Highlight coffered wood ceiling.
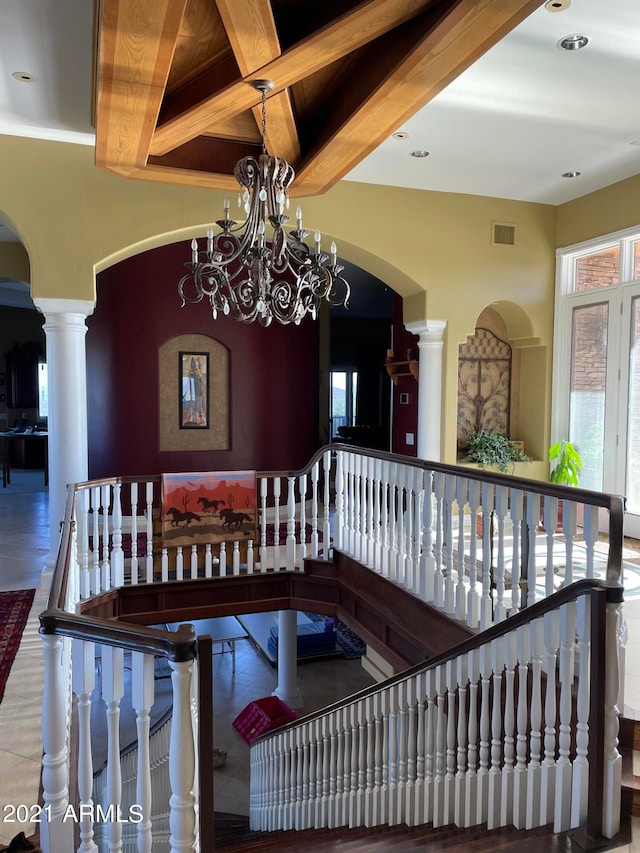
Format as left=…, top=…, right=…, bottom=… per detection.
left=95, top=0, right=542, bottom=197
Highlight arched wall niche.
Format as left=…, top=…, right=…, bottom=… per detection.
left=457, top=301, right=547, bottom=462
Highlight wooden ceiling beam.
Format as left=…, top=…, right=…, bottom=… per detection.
left=293, top=0, right=544, bottom=195
left=96, top=0, right=188, bottom=170
left=214, top=0, right=300, bottom=166
left=150, top=0, right=435, bottom=157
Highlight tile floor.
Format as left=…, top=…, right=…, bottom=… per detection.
left=1, top=469, right=640, bottom=848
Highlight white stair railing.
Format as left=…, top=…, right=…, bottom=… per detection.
left=249, top=580, right=621, bottom=842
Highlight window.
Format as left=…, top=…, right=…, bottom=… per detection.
left=38, top=362, right=48, bottom=419
left=330, top=370, right=358, bottom=438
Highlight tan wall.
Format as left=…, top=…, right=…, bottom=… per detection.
left=556, top=173, right=640, bottom=248
left=0, top=135, right=558, bottom=466
left=0, top=242, right=30, bottom=282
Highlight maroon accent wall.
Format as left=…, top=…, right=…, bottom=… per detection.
left=391, top=295, right=419, bottom=457
left=87, top=242, right=319, bottom=478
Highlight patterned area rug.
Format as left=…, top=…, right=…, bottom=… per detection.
left=0, top=588, right=35, bottom=704
left=304, top=613, right=366, bottom=659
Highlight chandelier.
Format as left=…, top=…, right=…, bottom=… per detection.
left=178, top=79, right=350, bottom=326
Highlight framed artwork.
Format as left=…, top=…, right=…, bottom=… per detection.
left=180, top=351, right=209, bottom=429
left=161, top=470, right=257, bottom=548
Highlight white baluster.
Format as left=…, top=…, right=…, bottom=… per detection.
left=41, top=633, right=74, bottom=852
left=344, top=452, right=354, bottom=557
left=112, top=482, right=124, bottom=587
left=380, top=460, right=390, bottom=578
left=311, top=461, right=320, bottom=557
left=403, top=466, right=415, bottom=591
left=432, top=471, right=445, bottom=607
left=78, top=488, right=91, bottom=600
left=145, top=481, right=154, bottom=584
left=487, top=637, right=503, bottom=829
left=340, top=705, right=351, bottom=827
left=373, top=458, right=383, bottom=573
left=500, top=631, right=516, bottom=827
left=321, top=716, right=330, bottom=828
left=494, top=486, right=509, bottom=622
left=443, top=660, right=456, bottom=825
left=219, top=541, right=227, bottom=576
left=91, top=486, right=101, bottom=594
left=513, top=624, right=530, bottom=829
left=102, top=645, right=124, bottom=853
left=130, top=482, right=139, bottom=586
left=395, top=681, right=408, bottom=825
left=133, top=651, right=154, bottom=853
left=387, top=462, right=398, bottom=583
left=364, top=695, right=375, bottom=826
left=327, top=715, right=338, bottom=828
left=455, top=477, right=468, bottom=622
left=322, top=450, right=331, bottom=559
left=543, top=496, right=559, bottom=596
left=365, top=457, right=375, bottom=568
left=405, top=677, right=418, bottom=826
left=353, top=454, right=363, bottom=562
left=191, top=544, right=198, bottom=578
left=582, top=504, right=598, bottom=579
left=421, top=469, right=435, bottom=601
left=602, top=594, right=622, bottom=838
left=526, top=617, right=544, bottom=829
left=168, top=657, right=196, bottom=852
left=432, top=665, right=447, bottom=827
left=247, top=539, right=254, bottom=573
left=571, top=594, right=590, bottom=829
left=101, top=484, right=111, bottom=590
left=480, top=482, right=495, bottom=630
left=412, top=672, right=425, bottom=826
left=313, top=717, right=324, bottom=827
left=334, top=708, right=346, bottom=828
left=299, top=473, right=308, bottom=564
left=424, top=671, right=435, bottom=824
left=176, top=546, right=183, bottom=581
left=300, top=724, right=310, bottom=830
left=554, top=601, right=576, bottom=832
left=161, top=548, right=168, bottom=582
left=371, top=692, right=384, bottom=827
left=260, top=477, right=268, bottom=570
left=273, top=477, right=281, bottom=570
left=561, top=499, right=578, bottom=586
left=387, top=685, right=399, bottom=825
left=286, top=476, right=296, bottom=571
left=454, top=655, right=468, bottom=827
left=466, top=480, right=481, bottom=627
left=232, top=540, right=240, bottom=574
left=443, top=474, right=456, bottom=614
left=294, top=726, right=305, bottom=829
left=509, top=488, right=523, bottom=615
left=465, top=648, right=480, bottom=827
left=72, top=639, right=97, bottom=853
left=540, top=609, right=560, bottom=825
left=525, top=492, right=541, bottom=606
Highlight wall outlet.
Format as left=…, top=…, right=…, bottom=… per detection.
left=399, top=392, right=409, bottom=405
left=405, top=432, right=414, bottom=446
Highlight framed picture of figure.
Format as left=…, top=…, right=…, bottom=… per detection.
left=179, top=351, right=210, bottom=429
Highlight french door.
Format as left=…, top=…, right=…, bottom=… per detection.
left=562, top=282, right=640, bottom=537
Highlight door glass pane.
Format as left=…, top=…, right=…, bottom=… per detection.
left=574, top=247, right=620, bottom=292
left=627, top=296, right=640, bottom=513
left=569, top=303, right=608, bottom=490
left=634, top=242, right=640, bottom=281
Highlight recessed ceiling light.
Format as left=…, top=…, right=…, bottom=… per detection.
left=545, top=0, right=571, bottom=11
left=392, top=131, right=410, bottom=140
left=411, top=150, right=430, bottom=158
left=562, top=171, right=582, bottom=178
left=558, top=33, right=590, bottom=51
left=11, top=71, right=34, bottom=82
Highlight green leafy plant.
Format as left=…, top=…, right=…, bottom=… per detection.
left=464, top=430, right=530, bottom=473
left=548, top=440, right=582, bottom=486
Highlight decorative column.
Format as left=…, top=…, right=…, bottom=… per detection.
left=273, top=609, right=303, bottom=709
left=33, top=298, right=94, bottom=561
left=405, top=320, right=446, bottom=462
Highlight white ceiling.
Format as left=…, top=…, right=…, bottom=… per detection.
left=0, top=0, right=639, bottom=277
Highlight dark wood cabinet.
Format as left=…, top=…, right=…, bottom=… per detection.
left=5, top=344, right=40, bottom=409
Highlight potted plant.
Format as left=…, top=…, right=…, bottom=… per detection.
left=546, top=440, right=582, bottom=531
left=548, top=439, right=582, bottom=486
left=464, top=430, right=530, bottom=474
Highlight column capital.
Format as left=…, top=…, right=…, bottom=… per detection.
left=405, top=319, right=447, bottom=343
left=33, top=297, right=95, bottom=322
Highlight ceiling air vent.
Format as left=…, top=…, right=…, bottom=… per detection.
left=492, top=221, right=516, bottom=246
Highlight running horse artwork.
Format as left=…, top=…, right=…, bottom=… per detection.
left=161, top=470, right=256, bottom=548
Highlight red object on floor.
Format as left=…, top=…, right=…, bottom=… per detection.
left=232, top=696, right=297, bottom=744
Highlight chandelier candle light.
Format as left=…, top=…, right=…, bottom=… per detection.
left=178, top=79, right=350, bottom=326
